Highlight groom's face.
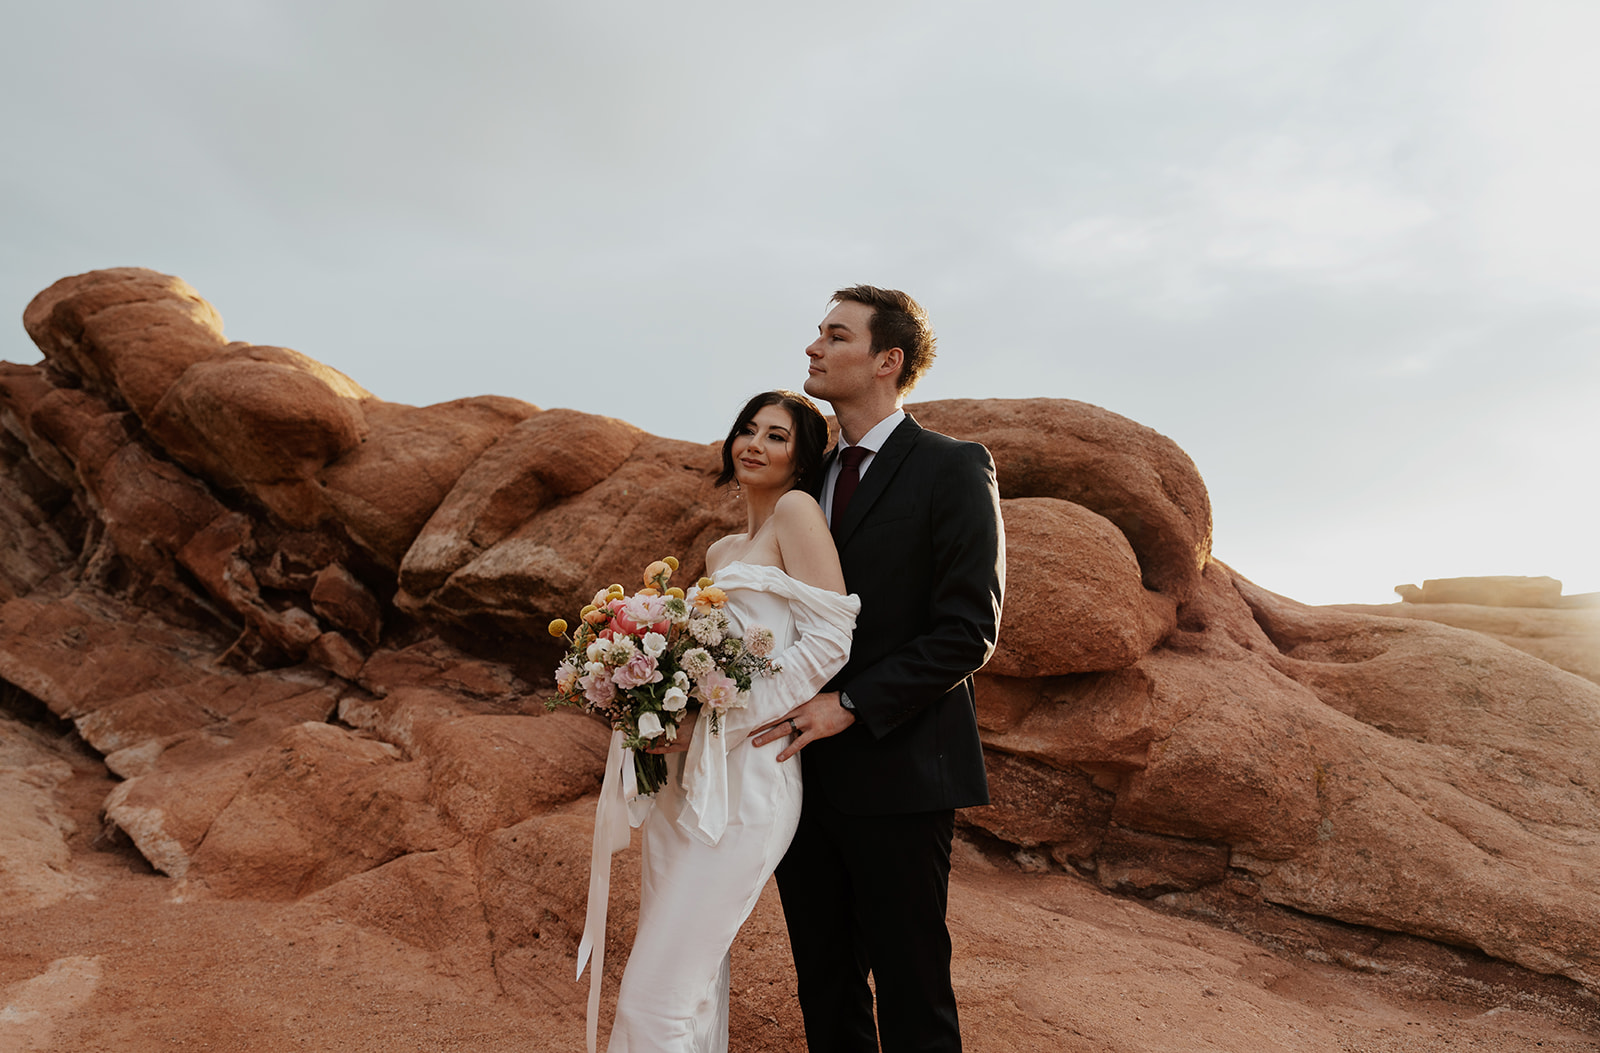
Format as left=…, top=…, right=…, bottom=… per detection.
left=804, top=300, right=880, bottom=403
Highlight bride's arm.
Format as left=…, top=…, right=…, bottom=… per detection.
left=649, top=509, right=842, bottom=755
left=771, top=491, right=845, bottom=594
left=725, top=492, right=852, bottom=745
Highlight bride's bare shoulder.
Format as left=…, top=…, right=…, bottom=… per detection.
left=772, top=490, right=845, bottom=593
left=704, top=533, right=743, bottom=575
left=773, top=489, right=825, bottom=524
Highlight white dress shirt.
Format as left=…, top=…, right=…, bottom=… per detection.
left=821, top=408, right=906, bottom=526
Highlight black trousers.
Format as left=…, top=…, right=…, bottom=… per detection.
left=774, top=795, right=960, bottom=1053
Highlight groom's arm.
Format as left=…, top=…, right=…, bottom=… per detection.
left=841, top=440, right=1005, bottom=738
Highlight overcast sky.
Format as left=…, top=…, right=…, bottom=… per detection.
left=3, top=0, right=1596, bottom=604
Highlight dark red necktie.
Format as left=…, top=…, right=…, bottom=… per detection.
left=831, top=445, right=871, bottom=535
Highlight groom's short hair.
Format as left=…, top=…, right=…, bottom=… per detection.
left=832, top=285, right=937, bottom=394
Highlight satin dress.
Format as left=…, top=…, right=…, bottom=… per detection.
left=579, top=562, right=859, bottom=1053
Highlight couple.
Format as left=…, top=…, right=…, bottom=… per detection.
left=585, top=285, right=1006, bottom=1053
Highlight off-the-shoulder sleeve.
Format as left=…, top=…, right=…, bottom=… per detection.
left=678, top=563, right=860, bottom=846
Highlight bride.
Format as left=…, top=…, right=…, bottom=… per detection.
left=578, top=389, right=860, bottom=1053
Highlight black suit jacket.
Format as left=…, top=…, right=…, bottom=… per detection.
left=805, top=414, right=1005, bottom=814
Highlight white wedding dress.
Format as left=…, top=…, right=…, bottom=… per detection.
left=577, top=562, right=860, bottom=1053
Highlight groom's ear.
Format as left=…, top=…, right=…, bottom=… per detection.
left=874, top=347, right=905, bottom=380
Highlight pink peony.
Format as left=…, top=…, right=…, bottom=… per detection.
left=581, top=671, right=617, bottom=705
left=612, top=651, right=663, bottom=690
left=693, top=669, right=739, bottom=711
left=615, top=594, right=670, bottom=636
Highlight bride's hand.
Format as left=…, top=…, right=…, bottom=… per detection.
left=645, top=709, right=697, bottom=753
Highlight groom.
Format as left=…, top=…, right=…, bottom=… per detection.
left=753, top=285, right=1005, bottom=1051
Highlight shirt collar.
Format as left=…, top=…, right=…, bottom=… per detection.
left=839, top=408, right=905, bottom=455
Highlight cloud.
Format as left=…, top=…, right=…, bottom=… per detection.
left=2, top=0, right=1595, bottom=601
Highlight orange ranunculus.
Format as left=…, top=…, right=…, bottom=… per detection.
left=694, top=586, right=727, bottom=608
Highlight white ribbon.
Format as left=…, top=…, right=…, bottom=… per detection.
left=577, top=730, right=646, bottom=1053
left=680, top=707, right=731, bottom=847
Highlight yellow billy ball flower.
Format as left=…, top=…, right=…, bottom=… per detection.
left=548, top=619, right=568, bottom=637
left=580, top=604, right=597, bottom=617
left=697, top=577, right=714, bottom=589
left=663, top=556, right=680, bottom=571
left=666, top=587, right=685, bottom=600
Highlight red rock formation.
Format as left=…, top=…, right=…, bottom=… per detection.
left=1396, top=574, right=1565, bottom=608
left=3, top=268, right=1599, bottom=1028
left=1339, top=598, right=1600, bottom=687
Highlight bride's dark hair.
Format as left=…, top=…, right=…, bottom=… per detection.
left=717, top=390, right=829, bottom=491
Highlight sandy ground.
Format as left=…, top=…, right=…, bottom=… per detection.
left=3, top=729, right=1598, bottom=1053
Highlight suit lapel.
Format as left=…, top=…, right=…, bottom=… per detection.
left=833, top=415, right=921, bottom=547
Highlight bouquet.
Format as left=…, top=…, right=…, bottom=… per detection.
left=546, top=556, right=779, bottom=795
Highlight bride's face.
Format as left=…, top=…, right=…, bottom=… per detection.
left=731, top=404, right=798, bottom=492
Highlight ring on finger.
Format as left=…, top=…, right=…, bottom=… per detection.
left=788, top=718, right=799, bottom=735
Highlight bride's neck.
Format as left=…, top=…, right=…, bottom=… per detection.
left=742, top=485, right=785, bottom=536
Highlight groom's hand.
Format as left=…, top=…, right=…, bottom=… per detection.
left=752, top=692, right=856, bottom=762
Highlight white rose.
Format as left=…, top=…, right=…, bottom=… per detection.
left=586, top=640, right=607, bottom=662
left=662, top=686, right=688, bottom=712
left=637, top=711, right=664, bottom=739
left=642, top=631, right=668, bottom=658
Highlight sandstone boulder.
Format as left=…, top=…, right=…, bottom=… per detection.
left=22, top=268, right=227, bottom=421
left=317, top=395, right=539, bottom=568
left=189, top=721, right=457, bottom=899
left=911, top=398, right=1212, bottom=603
left=970, top=560, right=1600, bottom=990
left=398, top=408, right=645, bottom=601
left=399, top=432, right=741, bottom=640
left=0, top=713, right=84, bottom=914
left=303, top=842, right=498, bottom=987
left=988, top=497, right=1176, bottom=676
left=0, top=592, right=220, bottom=720
left=6, top=266, right=1600, bottom=1011
left=414, top=712, right=609, bottom=836
left=1235, top=575, right=1600, bottom=986
left=145, top=344, right=371, bottom=525
left=1398, top=575, right=1565, bottom=608
left=1340, top=600, right=1600, bottom=687
left=474, top=810, right=642, bottom=1006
